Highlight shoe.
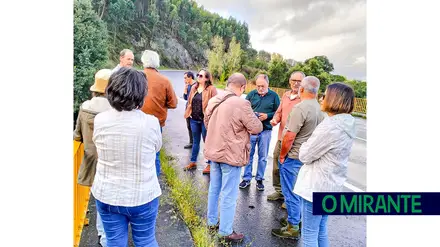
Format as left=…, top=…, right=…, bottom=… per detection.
left=202, top=164, right=210, bottom=174
left=256, top=180, right=265, bottom=191
left=281, top=202, right=286, bottom=209
left=183, top=162, right=197, bottom=171
left=271, top=223, right=300, bottom=239
left=267, top=191, right=284, bottom=201
left=239, top=180, right=251, bottom=189
left=208, top=222, right=219, bottom=232
left=220, top=231, right=244, bottom=242
left=184, top=143, right=193, bottom=149
left=280, top=218, right=302, bottom=230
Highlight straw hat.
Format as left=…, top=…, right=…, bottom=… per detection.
left=90, top=69, right=112, bottom=93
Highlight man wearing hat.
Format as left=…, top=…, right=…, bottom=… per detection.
left=74, top=69, right=112, bottom=247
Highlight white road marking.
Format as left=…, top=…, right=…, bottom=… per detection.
left=344, top=182, right=365, bottom=192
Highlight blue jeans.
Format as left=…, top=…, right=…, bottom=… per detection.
left=96, top=212, right=107, bottom=246
left=207, top=161, right=241, bottom=236
left=155, top=127, right=163, bottom=177
left=301, top=199, right=330, bottom=247
left=279, top=157, right=302, bottom=225
left=190, top=119, right=207, bottom=163
left=242, top=130, right=272, bottom=181
left=96, top=198, right=160, bottom=247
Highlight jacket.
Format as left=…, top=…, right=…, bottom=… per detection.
left=73, top=97, right=112, bottom=186
left=203, top=90, right=263, bottom=166
left=293, top=113, right=356, bottom=202
left=184, top=83, right=218, bottom=119
left=141, top=68, right=178, bottom=127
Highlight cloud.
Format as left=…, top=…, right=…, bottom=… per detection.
left=194, top=0, right=366, bottom=80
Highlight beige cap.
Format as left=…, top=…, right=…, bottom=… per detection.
left=90, top=69, right=112, bottom=93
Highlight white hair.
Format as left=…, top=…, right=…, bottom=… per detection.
left=300, top=76, right=320, bottom=94
left=141, top=50, right=160, bottom=69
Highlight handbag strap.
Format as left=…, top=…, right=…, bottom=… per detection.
left=211, top=93, right=236, bottom=114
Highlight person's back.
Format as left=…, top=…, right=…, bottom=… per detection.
left=140, top=51, right=177, bottom=127
left=92, top=109, right=162, bottom=206
left=204, top=91, right=263, bottom=166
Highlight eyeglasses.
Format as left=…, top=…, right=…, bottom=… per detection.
left=183, top=77, right=188, bottom=79
left=197, top=74, right=208, bottom=79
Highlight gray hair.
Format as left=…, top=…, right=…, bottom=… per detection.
left=255, top=74, right=269, bottom=85
left=141, top=50, right=160, bottom=69
left=120, top=49, right=133, bottom=57
left=290, top=71, right=305, bottom=78
left=300, top=76, right=320, bottom=94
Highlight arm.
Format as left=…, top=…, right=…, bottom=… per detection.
left=203, top=98, right=215, bottom=130
left=298, top=122, right=333, bottom=164
left=154, top=118, right=163, bottom=153
left=267, top=93, right=281, bottom=120
left=73, top=110, right=82, bottom=142
left=166, top=80, right=178, bottom=109
left=272, top=100, right=283, bottom=124
left=279, top=107, right=304, bottom=162
left=242, top=101, right=263, bottom=134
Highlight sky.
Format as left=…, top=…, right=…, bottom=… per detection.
left=194, top=0, right=366, bottom=80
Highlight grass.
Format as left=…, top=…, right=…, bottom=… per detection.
left=213, top=80, right=226, bottom=89
left=160, top=149, right=215, bottom=247
left=352, top=112, right=367, bottom=119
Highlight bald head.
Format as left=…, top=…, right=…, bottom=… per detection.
left=227, top=73, right=247, bottom=87
left=226, top=73, right=247, bottom=96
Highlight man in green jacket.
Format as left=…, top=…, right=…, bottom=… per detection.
left=239, top=74, right=280, bottom=191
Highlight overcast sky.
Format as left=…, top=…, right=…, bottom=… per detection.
left=195, top=0, right=366, bottom=80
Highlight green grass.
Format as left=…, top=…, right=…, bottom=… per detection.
left=213, top=80, right=226, bottom=89
left=351, top=112, right=367, bottom=119
left=160, top=150, right=215, bottom=247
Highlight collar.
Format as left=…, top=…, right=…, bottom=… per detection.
left=145, top=67, right=159, bottom=72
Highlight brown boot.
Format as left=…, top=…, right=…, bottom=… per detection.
left=221, top=231, right=244, bottom=242
left=202, top=164, right=210, bottom=174
left=183, top=162, right=197, bottom=171
left=271, top=223, right=300, bottom=239
left=281, top=202, right=286, bottom=209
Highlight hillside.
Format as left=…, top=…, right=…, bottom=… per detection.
left=91, top=0, right=251, bottom=69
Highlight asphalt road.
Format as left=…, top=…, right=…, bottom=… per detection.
left=160, top=70, right=367, bottom=247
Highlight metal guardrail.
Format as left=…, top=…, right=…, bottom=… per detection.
left=74, top=141, right=90, bottom=247
left=245, top=83, right=367, bottom=114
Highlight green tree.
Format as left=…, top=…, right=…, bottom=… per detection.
left=268, top=54, right=289, bottom=87
left=74, top=0, right=109, bottom=114
left=207, top=36, right=225, bottom=79
left=223, top=37, right=243, bottom=81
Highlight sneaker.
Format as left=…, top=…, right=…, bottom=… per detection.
left=280, top=217, right=302, bottom=230
left=271, top=223, right=300, bottom=239
left=202, top=164, right=210, bottom=174
left=184, top=143, right=193, bottom=149
left=256, top=180, right=265, bottom=191
left=267, top=191, right=284, bottom=201
left=239, top=180, right=251, bottom=189
left=207, top=222, right=219, bottom=232
left=183, top=162, right=197, bottom=171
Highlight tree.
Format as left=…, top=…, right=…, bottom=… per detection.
left=207, top=36, right=225, bottom=79
left=223, top=37, right=242, bottom=81
left=74, top=0, right=108, bottom=114
left=268, top=54, right=289, bottom=87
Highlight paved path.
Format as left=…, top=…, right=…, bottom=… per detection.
left=161, top=70, right=366, bottom=246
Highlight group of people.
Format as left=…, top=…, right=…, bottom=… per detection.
left=74, top=47, right=357, bottom=247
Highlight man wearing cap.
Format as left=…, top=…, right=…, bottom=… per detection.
left=74, top=69, right=113, bottom=247
left=204, top=73, right=263, bottom=243
left=111, top=49, right=134, bottom=74
left=140, top=50, right=178, bottom=177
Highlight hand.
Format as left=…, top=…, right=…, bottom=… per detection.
left=270, top=119, right=277, bottom=126
left=258, top=113, right=268, bottom=121
left=279, top=156, right=285, bottom=164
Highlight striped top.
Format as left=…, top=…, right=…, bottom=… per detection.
left=91, top=108, right=162, bottom=207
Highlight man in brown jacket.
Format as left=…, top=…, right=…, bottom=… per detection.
left=204, top=73, right=263, bottom=243
left=140, top=50, right=178, bottom=176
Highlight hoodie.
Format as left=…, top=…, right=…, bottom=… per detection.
left=73, top=97, right=111, bottom=186
left=293, top=113, right=356, bottom=202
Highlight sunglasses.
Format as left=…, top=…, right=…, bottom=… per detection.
left=197, top=74, right=208, bottom=79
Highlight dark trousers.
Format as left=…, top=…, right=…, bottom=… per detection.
left=186, top=117, right=193, bottom=144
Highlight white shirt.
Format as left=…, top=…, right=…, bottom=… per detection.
left=111, top=64, right=121, bottom=75
left=91, top=108, right=162, bottom=207
left=293, top=114, right=356, bottom=202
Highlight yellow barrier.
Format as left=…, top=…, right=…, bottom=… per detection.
left=74, top=141, right=90, bottom=247
left=245, top=83, right=367, bottom=114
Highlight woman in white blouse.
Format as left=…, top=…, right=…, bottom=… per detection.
left=293, top=82, right=356, bottom=247
left=91, top=67, right=162, bottom=247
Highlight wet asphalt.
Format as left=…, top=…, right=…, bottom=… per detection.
left=160, top=70, right=367, bottom=247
